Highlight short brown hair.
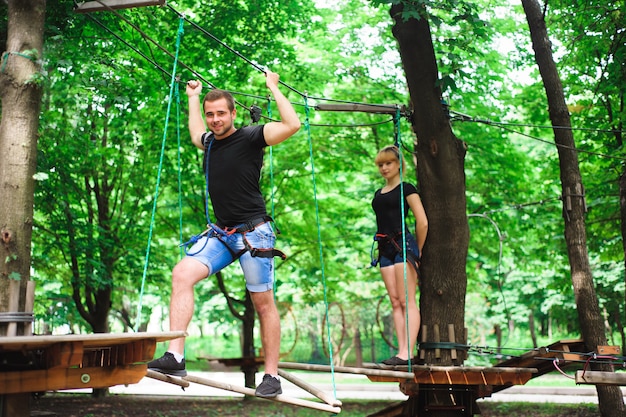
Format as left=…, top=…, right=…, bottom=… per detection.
left=203, top=89, right=235, bottom=111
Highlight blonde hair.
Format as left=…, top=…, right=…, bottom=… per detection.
left=375, top=145, right=406, bottom=170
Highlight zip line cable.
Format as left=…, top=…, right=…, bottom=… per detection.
left=451, top=110, right=626, bottom=162
left=84, top=8, right=398, bottom=131
left=86, top=3, right=626, bottom=159
left=452, top=110, right=626, bottom=135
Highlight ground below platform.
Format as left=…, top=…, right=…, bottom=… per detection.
left=29, top=393, right=601, bottom=417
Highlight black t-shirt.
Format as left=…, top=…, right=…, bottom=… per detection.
left=371, top=182, right=418, bottom=235
left=202, top=125, right=268, bottom=227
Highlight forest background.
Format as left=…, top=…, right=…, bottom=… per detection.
left=8, top=0, right=625, bottom=370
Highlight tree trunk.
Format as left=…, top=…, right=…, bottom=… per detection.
left=0, top=1, right=46, bottom=416
left=389, top=4, right=469, bottom=366
left=522, top=0, right=626, bottom=414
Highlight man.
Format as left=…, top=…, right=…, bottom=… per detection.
left=148, top=70, right=300, bottom=398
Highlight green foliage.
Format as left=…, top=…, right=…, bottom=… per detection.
left=26, top=0, right=626, bottom=367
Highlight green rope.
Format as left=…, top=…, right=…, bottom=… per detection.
left=304, top=95, right=337, bottom=398
left=0, top=50, right=38, bottom=73
left=134, top=16, right=185, bottom=332
left=394, top=107, right=412, bottom=372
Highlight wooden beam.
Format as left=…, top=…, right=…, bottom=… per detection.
left=183, top=374, right=342, bottom=414
left=0, top=365, right=147, bottom=394
left=597, top=345, right=621, bottom=355
left=0, top=331, right=186, bottom=352
left=576, top=370, right=626, bottom=386
left=278, top=361, right=414, bottom=379
left=315, top=103, right=406, bottom=115
left=74, top=0, right=165, bottom=13
left=146, top=369, right=190, bottom=388
left=44, top=342, right=84, bottom=368
left=277, top=369, right=342, bottom=407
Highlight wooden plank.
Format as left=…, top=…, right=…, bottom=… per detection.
left=0, top=331, right=186, bottom=352
left=315, top=103, right=405, bottom=115
left=24, top=281, right=36, bottom=336
left=6, top=280, right=20, bottom=337
left=146, top=369, right=190, bottom=388
left=121, top=339, right=156, bottom=364
left=0, top=365, right=147, bottom=394
left=184, top=374, right=342, bottom=414
left=576, top=371, right=626, bottom=386
left=494, top=338, right=586, bottom=377
left=277, top=369, right=342, bottom=407
left=448, top=324, right=457, bottom=360
left=367, top=365, right=535, bottom=385
left=597, top=346, right=621, bottom=355
left=44, top=342, right=83, bottom=368
left=74, top=0, right=165, bottom=13
left=216, top=357, right=265, bottom=367
left=433, top=324, right=441, bottom=359
left=278, top=361, right=414, bottom=379
left=410, top=369, right=533, bottom=386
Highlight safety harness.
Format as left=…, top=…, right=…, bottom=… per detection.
left=371, top=231, right=420, bottom=273
left=214, top=215, right=286, bottom=260
left=180, top=133, right=287, bottom=261
left=181, top=215, right=287, bottom=261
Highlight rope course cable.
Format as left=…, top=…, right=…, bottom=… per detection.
left=82, top=1, right=626, bottom=166
left=451, top=110, right=626, bottom=162
left=134, top=14, right=186, bottom=331
left=300, top=94, right=338, bottom=397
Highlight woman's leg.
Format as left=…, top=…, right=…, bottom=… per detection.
left=392, top=262, right=420, bottom=360
left=381, top=265, right=407, bottom=359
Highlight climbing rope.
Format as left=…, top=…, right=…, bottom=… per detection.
left=393, top=106, right=413, bottom=372
left=303, top=95, right=338, bottom=398
left=134, top=16, right=185, bottom=332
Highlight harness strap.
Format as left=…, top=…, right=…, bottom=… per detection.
left=213, top=215, right=287, bottom=260
left=219, top=215, right=274, bottom=235
left=374, top=231, right=421, bottom=272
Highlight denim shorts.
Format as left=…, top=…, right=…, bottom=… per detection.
left=185, top=222, right=276, bottom=292
left=378, top=232, right=420, bottom=268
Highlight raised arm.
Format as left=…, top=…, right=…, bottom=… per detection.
left=262, top=70, right=301, bottom=146
left=407, top=193, right=428, bottom=254
left=186, top=80, right=206, bottom=150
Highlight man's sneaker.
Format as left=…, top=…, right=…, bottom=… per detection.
left=147, top=352, right=187, bottom=377
left=255, top=374, right=282, bottom=398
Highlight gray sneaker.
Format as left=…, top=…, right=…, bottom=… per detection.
left=147, top=352, right=187, bottom=377
left=255, top=374, right=282, bottom=398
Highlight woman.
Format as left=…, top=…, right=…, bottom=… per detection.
left=372, top=145, right=428, bottom=366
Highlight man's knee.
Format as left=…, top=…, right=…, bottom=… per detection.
left=251, top=291, right=276, bottom=315
left=172, top=258, right=208, bottom=287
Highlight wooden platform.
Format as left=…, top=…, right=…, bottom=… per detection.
left=0, top=331, right=185, bottom=394
left=494, top=338, right=586, bottom=375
